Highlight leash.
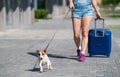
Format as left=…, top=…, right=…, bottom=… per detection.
left=33, top=30, right=57, bottom=69
left=33, top=8, right=71, bottom=69
left=44, top=8, right=71, bottom=50
left=44, top=30, right=57, bottom=50
left=64, top=9, right=71, bottom=19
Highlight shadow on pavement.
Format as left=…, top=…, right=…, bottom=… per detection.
left=86, top=55, right=110, bottom=58
left=27, top=52, right=38, bottom=57
left=27, top=52, right=78, bottom=61
left=26, top=68, right=40, bottom=72
left=48, top=53, right=78, bottom=61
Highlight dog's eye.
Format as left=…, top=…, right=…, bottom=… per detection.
left=38, top=54, right=40, bottom=56
left=42, top=53, right=44, bottom=55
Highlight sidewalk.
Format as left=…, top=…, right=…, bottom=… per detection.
left=0, top=19, right=120, bottom=77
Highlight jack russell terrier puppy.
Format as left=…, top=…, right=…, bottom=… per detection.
left=36, top=50, right=53, bottom=72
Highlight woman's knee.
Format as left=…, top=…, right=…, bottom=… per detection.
left=74, top=34, right=80, bottom=39
left=82, top=31, right=89, bottom=37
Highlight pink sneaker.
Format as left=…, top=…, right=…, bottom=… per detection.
left=79, top=53, right=86, bottom=61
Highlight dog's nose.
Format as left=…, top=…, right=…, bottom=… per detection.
left=40, top=58, right=43, bottom=60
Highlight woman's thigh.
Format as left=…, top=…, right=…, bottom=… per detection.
left=72, top=17, right=82, bottom=36
left=81, top=16, right=93, bottom=34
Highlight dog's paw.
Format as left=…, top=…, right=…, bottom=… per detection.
left=40, top=69, right=43, bottom=73
left=49, top=66, right=53, bottom=70
left=40, top=70, right=43, bottom=73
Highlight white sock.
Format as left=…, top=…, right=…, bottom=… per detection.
left=78, top=46, right=81, bottom=50
left=81, top=51, right=85, bottom=55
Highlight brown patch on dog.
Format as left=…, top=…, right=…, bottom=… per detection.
left=36, top=50, right=46, bottom=55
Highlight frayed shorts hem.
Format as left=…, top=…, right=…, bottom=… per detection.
left=72, top=13, right=94, bottom=19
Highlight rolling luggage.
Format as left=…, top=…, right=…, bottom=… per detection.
left=88, top=18, right=112, bottom=57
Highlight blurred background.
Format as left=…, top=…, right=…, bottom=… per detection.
left=35, top=0, right=120, bottom=19
left=0, top=0, right=120, bottom=31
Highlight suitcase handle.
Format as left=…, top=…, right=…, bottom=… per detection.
left=95, top=18, right=105, bottom=37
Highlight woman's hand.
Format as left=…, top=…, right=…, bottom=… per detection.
left=96, top=12, right=102, bottom=19
left=91, top=0, right=102, bottom=19
left=69, top=2, right=74, bottom=9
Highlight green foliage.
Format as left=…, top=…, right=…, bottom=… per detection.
left=35, top=9, right=48, bottom=19
left=101, top=9, right=120, bottom=18
left=108, top=25, right=120, bottom=29
left=102, top=0, right=120, bottom=5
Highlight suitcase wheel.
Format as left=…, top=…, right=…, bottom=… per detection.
left=89, top=54, right=92, bottom=57
left=106, top=55, right=110, bottom=57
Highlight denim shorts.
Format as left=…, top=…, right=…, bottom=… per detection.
left=72, top=0, right=94, bottom=18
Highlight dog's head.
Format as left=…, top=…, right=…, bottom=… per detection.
left=36, top=50, right=46, bottom=60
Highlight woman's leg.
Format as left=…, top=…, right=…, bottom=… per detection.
left=72, top=17, right=82, bottom=49
left=81, top=16, right=93, bottom=53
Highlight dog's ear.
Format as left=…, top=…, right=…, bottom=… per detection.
left=36, top=50, right=39, bottom=53
left=44, top=50, right=46, bottom=53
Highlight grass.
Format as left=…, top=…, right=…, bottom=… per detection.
left=108, top=25, right=120, bottom=29
left=34, top=17, right=52, bottom=23
left=101, top=10, right=120, bottom=14
left=34, top=18, right=39, bottom=22
left=101, top=9, right=120, bottom=18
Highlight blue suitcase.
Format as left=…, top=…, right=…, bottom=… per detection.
left=88, top=18, right=112, bottom=57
